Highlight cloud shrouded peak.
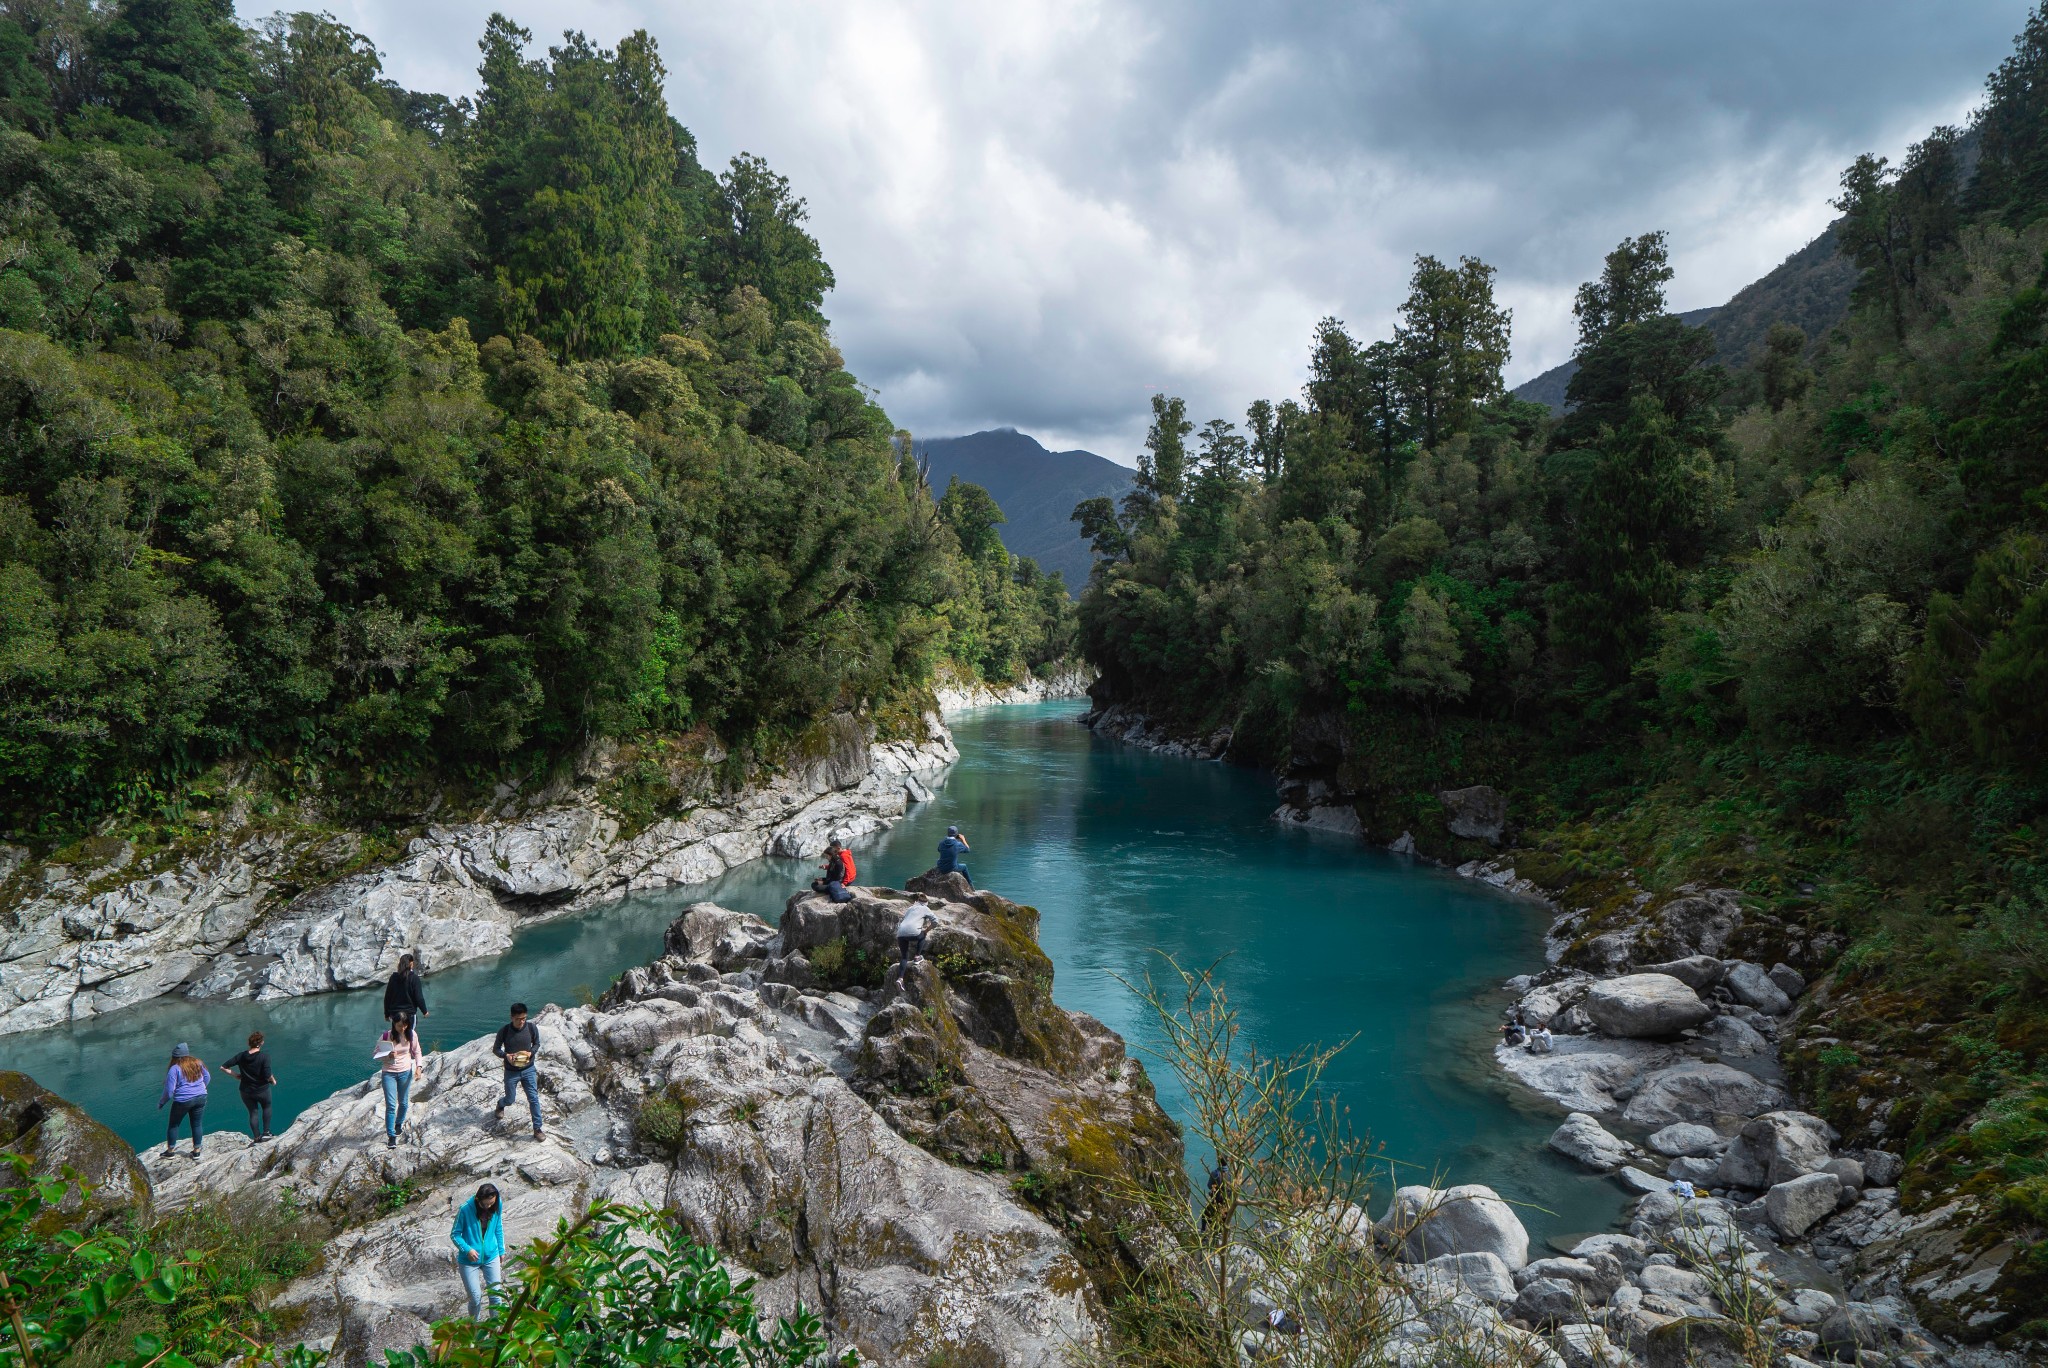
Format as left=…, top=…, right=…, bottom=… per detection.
left=309, top=0, right=2027, bottom=460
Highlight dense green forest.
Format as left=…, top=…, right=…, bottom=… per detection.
left=1076, top=7, right=2048, bottom=1329
left=0, top=0, right=1072, bottom=835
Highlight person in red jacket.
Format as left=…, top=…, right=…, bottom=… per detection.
left=810, top=840, right=856, bottom=903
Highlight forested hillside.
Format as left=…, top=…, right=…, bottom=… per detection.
left=1076, top=7, right=2048, bottom=1335
left=0, top=1, right=1070, bottom=835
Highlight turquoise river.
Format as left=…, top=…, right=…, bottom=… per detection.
left=3, top=701, right=1624, bottom=1248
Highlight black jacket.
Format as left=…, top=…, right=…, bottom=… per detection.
left=383, top=968, right=428, bottom=1018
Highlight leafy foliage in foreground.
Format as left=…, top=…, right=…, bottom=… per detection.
left=0, top=1155, right=321, bottom=1368
left=0, top=2, right=1070, bottom=834
left=1073, top=5, right=2048, bottom=1328
left=4, top=1158, right=836, bottom=1368
left=388, top=1202, right=842, bottom=1368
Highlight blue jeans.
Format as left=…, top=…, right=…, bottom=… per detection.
left=499, top=1066, right=540, bottom=1129
left=939, top=862, right=972, bottom=888
left=382, top=1069, right=413, bottom=1137
left=458, top=1255, right=502, bottom=1319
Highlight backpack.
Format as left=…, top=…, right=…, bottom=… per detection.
left=839, top=849, right=857, bottom=884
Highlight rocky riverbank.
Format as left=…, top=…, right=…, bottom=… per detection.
left=1078, top=700, right=2038, bottom=1363
left=934, top=664, right=1094, bottom=711
left=1478, top=880, right=2026, bottom=1366
left=119, top=875, right=1181, bottom=1366
left=0, top=712, right=956, bottom=1036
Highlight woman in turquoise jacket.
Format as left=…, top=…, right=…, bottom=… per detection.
left=450, top=1183, right=504, bottom=1319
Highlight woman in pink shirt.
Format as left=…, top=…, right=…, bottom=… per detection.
left=375, top=1012, right=425, bottom=1148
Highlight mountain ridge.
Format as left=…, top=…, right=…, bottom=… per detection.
left=918, top=429, right=1135, bottom=592
left=1512, top=224, right=1857, bottom=412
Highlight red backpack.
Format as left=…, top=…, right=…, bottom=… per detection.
left=839, top=849, right=857, bottom=884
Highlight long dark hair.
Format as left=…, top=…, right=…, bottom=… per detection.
left=475, top=1182, right=499, bottom=1213
left=389, top=1013, right=415, bottom=1042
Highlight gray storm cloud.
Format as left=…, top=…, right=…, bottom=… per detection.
left=304, top=0, right=2023, bottom=461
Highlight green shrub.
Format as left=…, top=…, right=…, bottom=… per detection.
left=806, top=938, right=887, bottom=991
left=1, top=1155, right=325, bottom=1368
left=634, top=1084, right=701, bottom=1159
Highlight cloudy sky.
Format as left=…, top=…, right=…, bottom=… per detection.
left=287, top=1, right=2026, bottom=462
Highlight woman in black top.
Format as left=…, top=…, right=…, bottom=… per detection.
left=222, top=1030, right=279, bottom=1140
left=383, top=953, right=429, bottom=1025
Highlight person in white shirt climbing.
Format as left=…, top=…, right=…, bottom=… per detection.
left=895, top=903, right=939, bottom=972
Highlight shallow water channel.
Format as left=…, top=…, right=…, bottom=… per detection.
left=6, top=701, right=1624, bottom=1248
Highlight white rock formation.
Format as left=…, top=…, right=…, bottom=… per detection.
left=140, top=878, right=1176, bottom=1367
left=0, top=713, right=956, bottom=1034
left=1379, top=1184, right=1531, bottom=1271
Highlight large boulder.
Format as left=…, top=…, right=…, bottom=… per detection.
left=1438, top=786, right=1507, bottom=843
left=1765, top=1171, right=1843, bottom=1240
left=1581, top=974, right=1712, bottom=1037
left=1695, top=1014, right=1769, bottom=1060
left=1818, top=1302, right=1905, bottom=1360
left=1569, top=1233, right=1648, bottom=1277
left=1514, top=975, right=1591, bottom=1029
left=1510, top=1276, right=1583, bottom=1327
left=1646, top=1123, right=1725, bottom=1159
left=1401, top=1251, right=1517, bottom=1306
left=1711, top=1111, right=1836, bottom=1190
left=662, top=903, right=776, bottom=970
left=0, top=1071, right=150, bottom=1227
left=1644, top=892, right=1744, bottom=960
left=1518, top=1253, right=1624, bottom=1304
left=1628, top=1191, right=1744, bottom=1260
left=1548, top=1113, right=1637, bottom=1172
left=1552, top=1323, right=1630, bottom=1368
left=1634, top=956, right=1725, bottom=992
left=1721, top=961, right=1793, bottom=1016
left=1495, top=1035, right=1687, bottom=1115
left=1644, top=1317, right=1752, bottom=1368
left=1380, top=1184, right=1530, bottom=1270
left=1620, top=1061, right=1788, bottom=1128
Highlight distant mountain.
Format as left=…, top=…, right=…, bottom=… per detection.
left=1511, top=225, right=1857, bottom=412
left=918, top=429, right=1134, bottom=593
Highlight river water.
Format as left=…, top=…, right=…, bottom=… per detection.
left=5, top=701, right=1622, bottom=1249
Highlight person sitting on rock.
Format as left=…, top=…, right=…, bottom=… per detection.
left=1501, top=1019, right=1527, bottom=1048
left=452, top=1183, right=505, bottom=1320
left=895, top=902, right=938, bottom=973
left=492, top=1003, right=544, bottom=1141
left=935, top=826, right=973, bottom=889
left=383, top=952, right=429, bottom=1026
left=810, top=841, right=856, bottom=904
left=1525, top=1024, right=1554, bottom=1054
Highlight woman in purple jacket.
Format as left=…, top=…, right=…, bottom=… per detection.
left=158, top=1042, right=210, bottom=1158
